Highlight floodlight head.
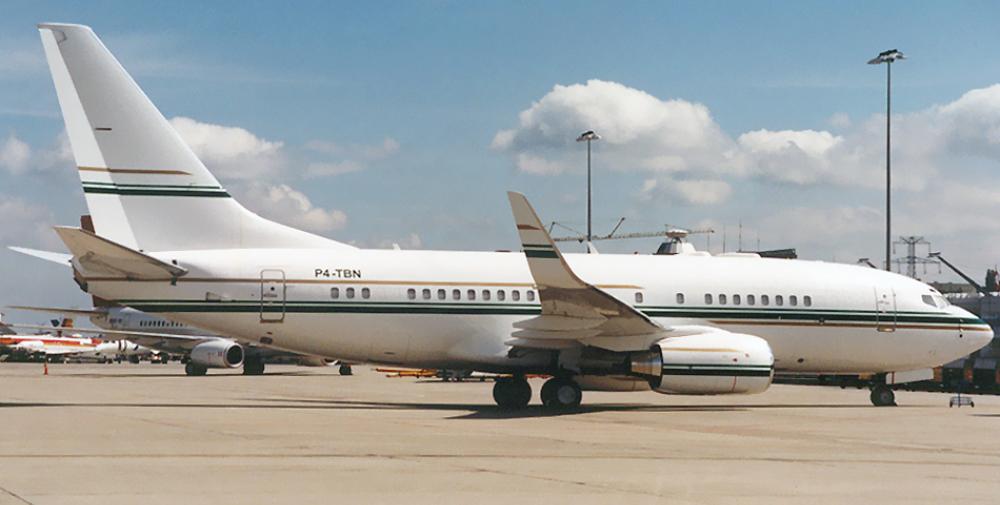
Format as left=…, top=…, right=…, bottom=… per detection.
left=576, top=130, right=601, bottom=142
left=868, top=49, right=905, bottom=65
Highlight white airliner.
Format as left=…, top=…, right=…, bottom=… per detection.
left=0, top=314, right=149, bottom=362
left=33, top=23, right=992, bottom=409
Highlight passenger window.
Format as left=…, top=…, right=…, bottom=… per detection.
left=635, top=292, right=644, bottom=303
left=747, top=294, right=755, bottom=306
left=719, top=294, right=727, bottom=305
left=705, top=294, right=713, bottom=305
left=527, top=290, right=536, bottom=302
left=775, top=295, right=783, bottom=306
left=482, top=290, right=491, bottom=301
left=422, top=288, right=431, bottom=300
left=512, top=290, right=520, bottom=301
left=498, top=290, right=506, bottom=301
left=407, top=288, right=416, bottom=300
left=467, top=289, right=476, bottom=301
left=733, top=294, right=741, bottom=305
left=803, top=295, right=812, bottom=307
left=789, top=295, right=798, bottom=307
left=437, top=289, right=446, bottom=300
left=361, top=287, right=370, bottom=299
left=346, top=287, right=355, bottom=299
left=453, top=289, right=461, bottom=300
left=676, top=293, right=685, bottom=304
left=761, top=295, right=769, bottom=306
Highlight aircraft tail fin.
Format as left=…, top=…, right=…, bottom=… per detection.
left=38, top=23, right=355, bottom=252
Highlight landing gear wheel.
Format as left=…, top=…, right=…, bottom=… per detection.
left=540, top=377, right=582, bottom=410
left=243, top=357, right=265, bottom=375
left=339, top=365, right=353, bottom=376
left=184, top=362, right=208, bottom=376
left=870, top=385, right=896, bottom=406
left=492, top=377, right=531, bottom=410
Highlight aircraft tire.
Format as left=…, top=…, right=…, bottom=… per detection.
left=870, top=385, right=896, bottom=406
left=339, top=365, right=353, bottom=376
left=185, top=362, right=208, bottom=376
left=243, top=358, right=265, bottom=375
left=493, top=377, right=531, bottom=409
left=541, top=377, right=582, bottom=410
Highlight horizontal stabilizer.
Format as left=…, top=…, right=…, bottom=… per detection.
left=8, top=246, right=72, bottom=266
left=54, top=226, right=187, bottom=280
left=7, top=305, right=104, bottom=316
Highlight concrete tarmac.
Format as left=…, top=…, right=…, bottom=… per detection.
left=0, top=362, right=998, bottom=504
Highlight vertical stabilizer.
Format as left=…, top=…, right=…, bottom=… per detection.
left=38, top=23, right=354, bottom=252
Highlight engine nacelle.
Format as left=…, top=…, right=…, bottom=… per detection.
left=190, top=340, right=243, bottom=369
left=630, top=331, right=774, bottom=395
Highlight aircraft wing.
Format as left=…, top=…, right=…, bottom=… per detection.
left=506, top=192, right=669, bottom=352
left=9, top=324, right=213, bottom=352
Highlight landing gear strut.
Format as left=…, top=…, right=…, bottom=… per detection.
left=184, top=362, right=207, bottom=376
left=492, top=376, right=531, bottom=410
left=243, top=356, right=265, bottom=375
left=540, top=377, right=583, bottom=410
left=870, top=384, right=896, bottom=406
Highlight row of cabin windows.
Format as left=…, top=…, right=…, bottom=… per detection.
left=140, top=320, right=183, bottom=328
left=703, top=293, right=811, bottom=307
left=330, top=286, right=537, bottom=302
left=632, top=292, right=812, bottom=307
left=406, top=288, right=536, bottom=302
left=330, top=287, right=371, bottom=300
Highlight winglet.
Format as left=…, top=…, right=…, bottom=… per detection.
left=507, top=191, right=585, bottom=289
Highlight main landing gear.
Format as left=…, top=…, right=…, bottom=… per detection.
left=540, top=377, right=582, bottom=410
left=184, top=362, right=207, bottom=376
left=492, top=376, right=532, bottom=409
left=870, top=384, right=896, bottom=407
left=243, top=356, right=265, bottom=375
left=339, top=364, right=353, bottom=376
left=492, top=376, right=583, bottom=410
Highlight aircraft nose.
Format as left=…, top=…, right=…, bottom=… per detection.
left=950, top=306, right=994, bottom=352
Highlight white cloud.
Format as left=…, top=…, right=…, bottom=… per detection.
left=0, top=196, right=61, bottom=249
left=234, top=183, right=347, bottom=233
left=492, top=79, right=735, bottom=175
left=0, top=132, right=73, bottom=176
left=493, top=79, right=1000, bottom=196
left=169, top=116, right=285, bottom=180
left=302, top=137, right=400, bottom=178
left=640, top=177, right=732, bottom=205
left=0, top=134, right=31, bottom=174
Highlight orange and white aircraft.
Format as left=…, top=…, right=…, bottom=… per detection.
left=0, top=314, right=148, bottom=362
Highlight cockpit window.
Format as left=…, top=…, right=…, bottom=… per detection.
left=922, top=294, right=951, bottom=309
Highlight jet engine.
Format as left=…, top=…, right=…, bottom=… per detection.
left=630, top=331, right=773, bottom=395
left=189, top=340, right=244, bottom=369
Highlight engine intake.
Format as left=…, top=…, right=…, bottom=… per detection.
left=630, top=331, right=773, bottom=395
left=190, top=340, right=244, bottom=369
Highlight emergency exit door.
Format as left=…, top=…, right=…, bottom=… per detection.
left=260, top=269, right=286, bottom=323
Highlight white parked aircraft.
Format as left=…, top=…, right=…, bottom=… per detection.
left=0, top=314, right=149, bottom=362
left=34, top=23, right=992, bottom=409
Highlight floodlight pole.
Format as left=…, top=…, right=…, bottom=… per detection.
left=586, top=138, right=592, bottom=245
left=869, top=49, right=904, bottom=271
left=576, top=130, right=600, bottom=253
left=885, top=60, right=892, bottom=272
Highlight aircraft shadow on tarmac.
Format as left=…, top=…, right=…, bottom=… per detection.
left=0, top=397, right=893, bottom=419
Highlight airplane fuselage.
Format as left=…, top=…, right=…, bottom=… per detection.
left=78, top=248, right=992, bottom=375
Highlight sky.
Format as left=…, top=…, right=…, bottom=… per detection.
left=4, top=1, right=1000, bottom=321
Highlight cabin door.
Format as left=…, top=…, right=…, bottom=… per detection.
left=260, top=269, right=286, bottom=323
left=874, top=286, right=896, bottom=332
